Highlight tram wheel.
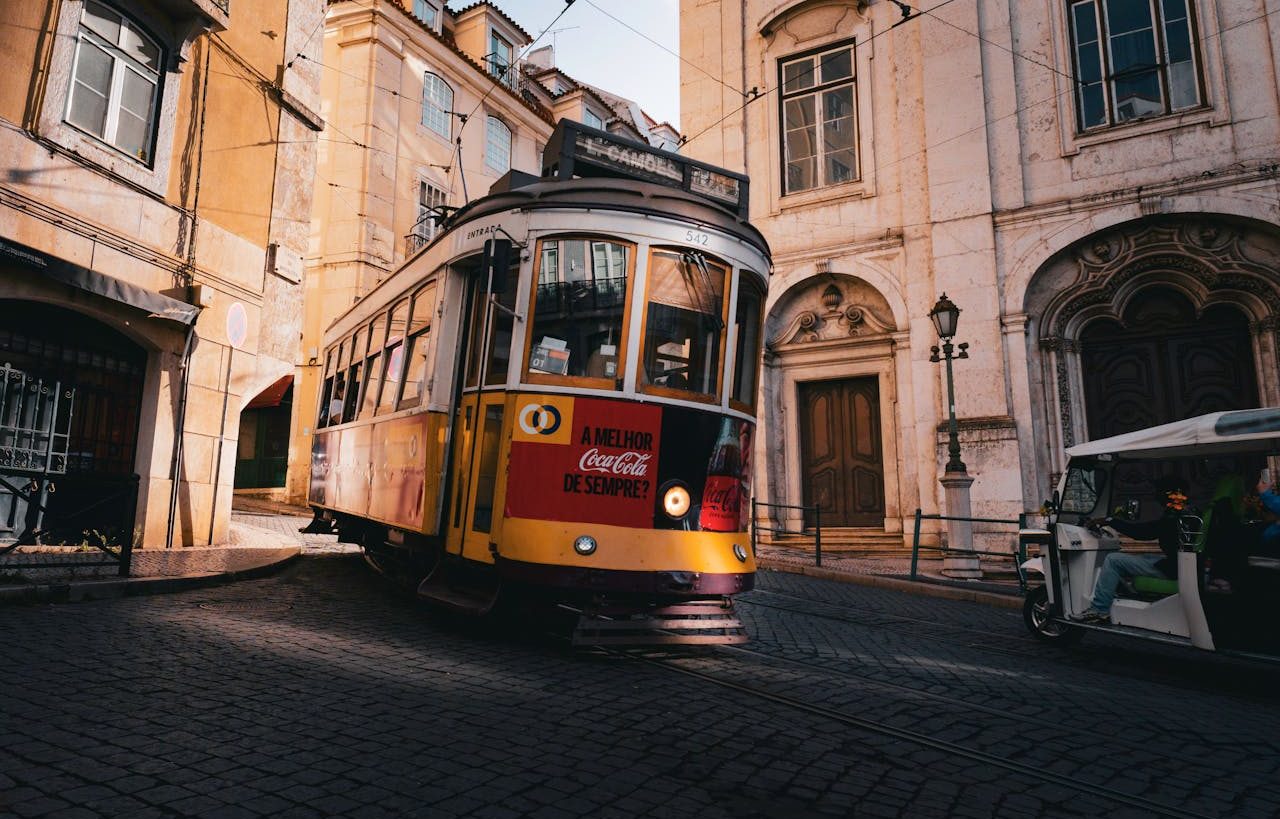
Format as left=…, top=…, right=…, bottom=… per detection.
left=1023, top=586, right=1084, bottom=644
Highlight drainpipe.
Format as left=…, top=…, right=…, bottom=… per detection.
left=166, top=321, right=199, bottom=549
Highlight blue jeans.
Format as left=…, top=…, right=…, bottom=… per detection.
left=1091, top=552, right=1166, bottom=612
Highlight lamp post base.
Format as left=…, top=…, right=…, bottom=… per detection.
left=940, top=470, right=981, bottom=579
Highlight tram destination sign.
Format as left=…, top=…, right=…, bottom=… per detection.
left=542, top=120, right=749, bottom=219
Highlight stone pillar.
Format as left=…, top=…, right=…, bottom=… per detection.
left=941, top=471, right=980, bottom=578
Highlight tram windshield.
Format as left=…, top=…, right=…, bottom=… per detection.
left=526, top=238, right=632, bottom=384
left=642, top=249, right=727, bottom=397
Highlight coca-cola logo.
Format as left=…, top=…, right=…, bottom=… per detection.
left=578, top=447, right=652, bottom=477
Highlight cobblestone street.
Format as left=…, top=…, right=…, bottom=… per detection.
left=3, top=553, right=1279, bottom=818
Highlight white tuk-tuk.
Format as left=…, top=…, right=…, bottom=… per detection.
left=1023, top=408, right=1280, bottom=658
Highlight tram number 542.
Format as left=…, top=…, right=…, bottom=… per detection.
left=685, top=230, right=709, bottom=246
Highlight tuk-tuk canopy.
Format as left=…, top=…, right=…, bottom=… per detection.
left=1066, top=408, right=1280, bottom=460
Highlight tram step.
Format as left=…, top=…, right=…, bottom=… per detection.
left=416, top=573, right=499, bottom=616
left=573, top=600, right=749, bottom=646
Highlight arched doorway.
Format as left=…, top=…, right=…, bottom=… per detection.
left=1079, top=288, right=1262, bottom=503
left=0, top=301, right=146, bottom=545
left=1025, top=215, right=1280, bottom=506
left=763, top=275, right=899, bottom=532
left=1080, top=288, right=1259, bottom=439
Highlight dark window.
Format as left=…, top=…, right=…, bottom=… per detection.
left=1068, top=0, right=1201, bottom=131
left=732, top=275, right=765, bottom=408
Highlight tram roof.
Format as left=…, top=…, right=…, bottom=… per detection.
left=444, top=175, right=771, bottom=260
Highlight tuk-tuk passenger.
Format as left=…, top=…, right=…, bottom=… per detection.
left=1255, top=477, right=1280, bottom=550
left=1077, top=475, right=1187, bottom=623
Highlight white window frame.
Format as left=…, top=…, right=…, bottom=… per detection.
left=421, top=72, right=453, bottom=138
left=39, top=0, right=181, bottom=194
left=778, top=42, right=858, bottom=195
left=489, top=31, right=515, bottom=89
left=65, top=1, right=162, bottom=165
left=412, top=0, right=440, bottom=30
left=416, top=181, right=447, bottom=243
left=1066, top=0, right=1203, bottom=132
left=583, top=108, right=604, bottom=130
left=485, top=116, right=511, bottom=174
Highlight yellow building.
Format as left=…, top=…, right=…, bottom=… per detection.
left=283, top=0, right=680, bottom=504
left=0, top=0, right=323, bottom=554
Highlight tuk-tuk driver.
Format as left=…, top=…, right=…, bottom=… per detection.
left=1077, top=475, right=1188, bottom=623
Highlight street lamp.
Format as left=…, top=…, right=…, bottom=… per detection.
left=929, top=293, right=969, bottom=475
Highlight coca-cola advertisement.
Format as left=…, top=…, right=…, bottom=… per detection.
left=505, top=394, right=754, bottom=531
left=506, top=396, right=662, bottom=527
left=698, top=418, right=746, bottom=532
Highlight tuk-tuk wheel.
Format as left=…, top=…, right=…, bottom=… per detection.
left=1023, top=586, right=1084, bottom=644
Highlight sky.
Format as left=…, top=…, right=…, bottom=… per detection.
left=447, top=0, right=682, bottom=128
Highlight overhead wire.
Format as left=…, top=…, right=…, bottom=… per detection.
left=580, top=0, right=749, bottom=99
left=679, top=0, right=963, bottom=149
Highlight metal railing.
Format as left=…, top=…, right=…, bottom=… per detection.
left=0, top=474, right=140, bottom=576
left=750, top=497, right=823, bottom=566
left=909, top=508, right=1047, bottom=592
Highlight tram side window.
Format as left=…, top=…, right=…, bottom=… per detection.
left=378, top=299, right=411, bottom=414
left=732, top=274, right=765, bottom=408
left=318, top=348, right=336, bottom=427
left=526, top=238, right=631, bottom=383
left=322, top=341, right=349, bottom=426
left=641, top=249, right=727, bottom=397
left=360, top=313, right=389, bottom=418
left=344, top=326, right=368, bottom=421
left=399, top=283, right=437, bottom=409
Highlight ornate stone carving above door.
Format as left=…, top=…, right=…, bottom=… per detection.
left=767, top=275, right=896, bottom=349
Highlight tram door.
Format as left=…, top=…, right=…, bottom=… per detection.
left=445, top=243, right=516, bottom=562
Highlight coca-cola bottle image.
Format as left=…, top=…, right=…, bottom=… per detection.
left=699, top=418, right=742, bottom=531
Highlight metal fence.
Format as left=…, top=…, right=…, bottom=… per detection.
left=909, top=508, right=1049, bottom=592
left=0, top=474, right=140, bottom=576
left=750, top=497, right=823, bottom=566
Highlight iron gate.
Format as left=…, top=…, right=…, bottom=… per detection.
left=0, top=301, right=147, bottom=576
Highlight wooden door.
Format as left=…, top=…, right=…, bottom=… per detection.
left=1081, top=290, right=1260, bottom=506
left=798, top=377, right=885, bottom=527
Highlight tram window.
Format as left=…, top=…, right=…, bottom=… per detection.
left=485, top=269, right=519, bottom=385
left=327, top=373, right=347, bottom=425
left=318, top=349, right=336, bottom=426
left=360, top=313, right=389, bottom=418
left=471, top=404, right=505, bottom=533
left=345, top=327, right=367, bottom=420
left=464, top=261, right=520, bottom=387
left=526, top=238, right=631, bottom=384
left=641, top=250, right=727, bottom=398
left=379, top=300, right=410, bottom=413
left=731, top=275, right=765, bottom=409
left=399, top=284, right=437, bottom=410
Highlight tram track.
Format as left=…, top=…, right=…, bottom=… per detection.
left=740, top=588, right=1280, bottom=703
left=614, top=645, right=1217, bottom=819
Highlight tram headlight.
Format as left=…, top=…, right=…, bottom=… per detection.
left=662, top=483, right=692, bottom=519
left=733, top=543, right=748, bottom=563
left=573, top=535, right=597, bottom=556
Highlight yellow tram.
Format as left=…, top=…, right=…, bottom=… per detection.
left=306, top=122, right=771, bottom=642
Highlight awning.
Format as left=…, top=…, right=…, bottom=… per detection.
left=0, top=237, right=200, bottom=325
left=245, top=374, right=294, bottom=409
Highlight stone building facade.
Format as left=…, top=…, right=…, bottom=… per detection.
left=0, top=0, right=323, bottom=548
left=679, top=0, right=1280, bottom=543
